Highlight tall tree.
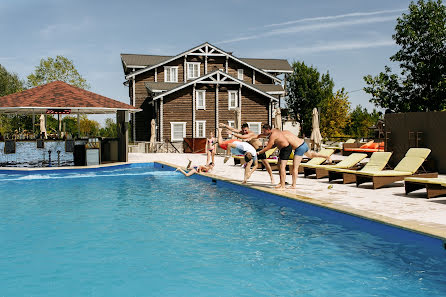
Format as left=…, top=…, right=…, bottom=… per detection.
left=0, top=65, right=26, bottom=135
left=346, top=106, right=382, bottom=138
left=0, top=64, right=24, bottom=97
left=286, top=61, right=334, bottom=136
left=320, top=89, right=351, bottom=138
left=27, top=56, right=90, bottom=89
left=364, top=0, right=446, bottom=112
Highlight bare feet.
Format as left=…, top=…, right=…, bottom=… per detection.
left=242, top=181, right=247, bottom=184
left=175, top=168, right=179, bottom=172
left=286, top=185, right=297, bottom=189
left=274, top=184, right=285, bottom=191
left=224, top=156, right=230, bottom=163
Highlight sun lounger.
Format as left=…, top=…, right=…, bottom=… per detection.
left=327, top=152, right=393, bottom=184
left=302, top=153, right=367, bottom=178
left=404, top=177, right=446, bottom=199
left=343, top=141, right=385, bottom=156
left=354, top=148, right=436, bottom=189
left=233, top=148, right=277, bottom=166
left=285, top=148, right=335, bottom=173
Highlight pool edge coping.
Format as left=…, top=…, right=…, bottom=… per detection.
left=154, top=161, right=446, bottom=242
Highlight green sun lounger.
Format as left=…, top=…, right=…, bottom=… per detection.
left=404, top=177, right=446, bottom=199
left=327, top=152, right=393, bottom=184
left=302, top=153, right=367, bottom=179
left=354, top=148, right=436, bottom=189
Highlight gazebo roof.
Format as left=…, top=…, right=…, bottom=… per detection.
left=0, top=81, right=140, bottom=114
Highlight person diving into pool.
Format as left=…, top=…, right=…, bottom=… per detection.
left=176, top=160, right=214, bottom=177
left=219, top=122, right=276, bottom=184
left=217, top=127, right=258, bottom=184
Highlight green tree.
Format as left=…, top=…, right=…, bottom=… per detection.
left=99, top=118, right=117, bottom=138
left=0, top=65, right=26, bottom=135
left=364, top=0, right=446, bottom=111
left=320, top=89, right=351, bottom=138
left=0, top=64, right=24, bottom=96
left=79, top=115, right=99, bottom=137
left=27, top=56, right=90, bottom=89
left=286, top=61, right=334, bottom=136
left=346, top=106, right=381, bottom=138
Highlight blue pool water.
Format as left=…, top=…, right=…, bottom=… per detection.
left=0, top=164, right=445, bottom=296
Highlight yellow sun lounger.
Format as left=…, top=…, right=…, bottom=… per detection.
left=327, top=152, right=393, bottom=184
left=302, top=153, right=367, bottom=179
left=354, top=148, right=436, bottom=189
left=404, top=177, right=446, bottom=199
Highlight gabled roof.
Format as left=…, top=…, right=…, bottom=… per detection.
left=145, top=82, right=184, bottom=93
left=0, top=81, right=140, bottom=114
left=124, top=42, right=282, bottom=83
left=152, top=70, right=279, bottom=102
left=240, top=58, right=292, bottom=73
left=121, top=54, right=171, bottom=69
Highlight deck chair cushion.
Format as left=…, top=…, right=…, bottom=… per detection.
left=405, top=148, right=431, bottom=159
left=404, top=177, right=446, bottom=185
left=394, top=156, right=425, bottom=174
left=306, top=153, right=367, bottom=169
left=362, top=152, right=392, bottom=172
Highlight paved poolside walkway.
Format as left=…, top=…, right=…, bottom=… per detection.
left=129, top=153, right=446, bottom=239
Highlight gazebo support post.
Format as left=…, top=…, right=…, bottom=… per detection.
left=77, top=112, right=80, bottom=139
left=117, top=110, right=129, bottom=162
left=32, top=111, right=35, bottom=134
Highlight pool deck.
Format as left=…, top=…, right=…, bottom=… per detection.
left=129, top=153, right=446, bottom=241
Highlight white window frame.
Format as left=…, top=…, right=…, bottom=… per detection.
left=187, top=62, right=201, bottom=79
left=247, top=122, right=261, bottom=135
left=228, top=90, right=238, bottom=110
left=164, top=66, right=178, bottom=82
left=237, top=69, right=243, bottom=80
left=196, top=90, right=206, bottom=110
left=227, top=120, right=235, bottom=128
left=195, top=120, right=206, bottom=138
left=170, top=122, right=186, bottom=141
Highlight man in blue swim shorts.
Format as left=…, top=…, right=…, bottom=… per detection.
left=282, top=130, right=331, bottom=189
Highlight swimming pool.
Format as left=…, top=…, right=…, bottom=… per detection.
left=0, top=163, right=445, bottom=296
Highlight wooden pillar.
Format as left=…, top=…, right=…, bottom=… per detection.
left=205, top=55, right=208, bottom=74
left=268, top=101, right=272, bottom=126
left=155, top=68, right=157, bottom=82
left=192, top=84, right=196, bottom=137
left=225, top=56, right=228, bottom=73
left=184, top=56, right=187, bottom=82
left=32, top=111, right=35, bottom=133
left=215, top=84, right=219, bottom=133
left=238, top=85, right=242, bottom=111
left=160, top=97, right=164, bottom=141
left=77, top=112, right=80, bottom=138
left=252, top=70, right=255, bottom=84
left=132, top=77, right=136, bottom=141
left=116, top=110, right=129, bottom=162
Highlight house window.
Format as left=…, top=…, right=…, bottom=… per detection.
left=171, top=122, right=186, bottom=141
left=196, top=90, right=206, bottom=110
left=164, top=66, right=178, bottom=82
left=228, top=90, right=238, bottom=110
left=227, top=121, right=235, bottom=128
left=187, top=62, right=200, bottom=79
left=247, top=122, right=261, bottom=135
left=237, top=69, right=243, bottom=80
left=195, top=120, right=206, bottom=138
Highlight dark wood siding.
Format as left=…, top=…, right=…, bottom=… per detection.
left=195, top=85, right=216, bottom=137
left=134, top=70, right=155, bottom=108
left=163, top=86, right=193, bottom=141
left=241, top=87, right=269, bottom=125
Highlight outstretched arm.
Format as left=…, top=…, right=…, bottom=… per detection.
left=257, top=135, right=275, bottom=155
left=219, top=123, right=240, bottom=133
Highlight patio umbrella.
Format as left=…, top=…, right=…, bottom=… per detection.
left=274, top=107, right=282, bottom=130
left=234, top=107, right=241, bottom=130
left=149, top=119, right=156, bottom=151
left=39, top=114, right=47, bottom=139
left=310, top=108, right=322, bottom=151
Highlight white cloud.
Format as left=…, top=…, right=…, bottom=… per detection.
left=39, top=17, right=93, bottom=40
left=265, top=8, right=406, bottom=28
left=216, top=15, right=398, bottom=45
left=257, top=39, right=396, bottom=57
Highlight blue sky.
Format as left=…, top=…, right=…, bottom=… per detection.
left=0, top=0, right=411, bottom=124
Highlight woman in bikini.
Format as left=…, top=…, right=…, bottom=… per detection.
left=206, top=131, right=217, bottom=165
left=176, top=161, right=214, bottom=177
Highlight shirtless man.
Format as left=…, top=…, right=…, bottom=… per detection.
left=282, top=130, right=331, bottom=189
left=256, top=124, right=292, bottom=190
left=219, top=122, right=275, bottom=184
left=217, top=128, right=258, bottom=184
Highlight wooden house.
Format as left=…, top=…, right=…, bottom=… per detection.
left=121, top=42, right=292, bottom=143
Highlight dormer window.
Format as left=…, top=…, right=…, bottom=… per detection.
left=164, top=66, right=178, bottom=82
left=187, top=62, right=200, bottom=79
